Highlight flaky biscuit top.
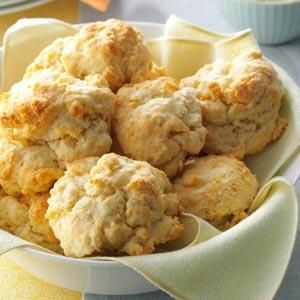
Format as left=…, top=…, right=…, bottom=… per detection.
left=180, top=51, right=287, bottom=158
left=0, top=69, right=115, bottom=165
left=61, top=19, right=164, bottom=92
left=181, top=50, right=282, bottom=105
left=46, top=153, right=183, bottom=257
left=113, top=77, right=207, bottom=177
left=0, top=138, right=63, bottom=196
left=0, top=191, right=61, bottom=252
left=25, top=37, right=71, bottom=76
left=173, top=155, right=259, bottom=230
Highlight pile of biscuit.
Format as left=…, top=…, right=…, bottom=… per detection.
left=0, top=19, right=287, bottom=258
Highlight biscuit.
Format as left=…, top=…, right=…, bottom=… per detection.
left=113, top=77, right=207, bottom=177
left=180, top=51, right=287, bottom=159
left=61, top=19, right=164, bottom=92
left=46, top=153, right=183, bottom=257
left=0, top=138, right=63, bottom=195
left=0, top=191, right=61, bottom=252
left=25, top=37, right=71, bottom=76
left=173, top=155, right=259, bottom=230
left=0, top=69, right=115, bottom=165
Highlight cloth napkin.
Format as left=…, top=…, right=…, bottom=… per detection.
left=0, top=17, right=299, bottom=300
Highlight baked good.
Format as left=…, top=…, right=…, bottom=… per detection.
left=113, top=77, right=207, bottom=177
left=46, top=153, right=183, bottom=257
left=25, top=37, right=71, bottom=76
left=173, top=155, right=259, bottom=230
left=0, top=191, right=61, bottom=252
left=180, top=50, right=287, bottom=159
left=0, top=69, right=115, bottom=165
left=0, top=138, right=63, bottom=195
left=61, top=19, right=164, bottom=92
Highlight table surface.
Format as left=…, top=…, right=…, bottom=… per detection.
left=80, top=0, right=300, bottom=299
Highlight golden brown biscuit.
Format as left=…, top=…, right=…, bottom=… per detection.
left=0, top=138, right=63, bottom=196
left=25, top=37, right=71, bottom=76
left=0, top=191, right=61, bottom=252
left=61, top=19, right=164, bottom=92
left=46, top=153, right=183, bottom=257
left=180, top=51, right=287, bottom=159
left=173, top=155, right=259, bottom=230
left=113, top=77, right=207, bottom=177
left=0, top=69, right=115, bottom=165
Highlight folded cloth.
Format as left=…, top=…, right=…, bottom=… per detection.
left=0, top=177, right=298, bottom=300
left=114, top=178, right=298, bottom=299
left=1, top=18, right=78, bottom=91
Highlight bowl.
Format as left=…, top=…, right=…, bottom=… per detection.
left=216, top=0, right=300, bottom=45
left=1, top=21, right=300, bottom=296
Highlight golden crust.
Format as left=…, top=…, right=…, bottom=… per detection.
left=180, top=50, right=287, bottom=158
left=61, top=19, right=164, bottom=92
left=0, top=69, right=115, bottom=165
left=25, top=38, right=71, bottom=76
left=173, top=155, right=259, bottom=230
left=46, top=153, right=183, bottom=257
left=113, top=77, right=207, bottom=177
left=0, top=138, right=63, bottom=196
left=0, top=191, right=61, bottom=252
